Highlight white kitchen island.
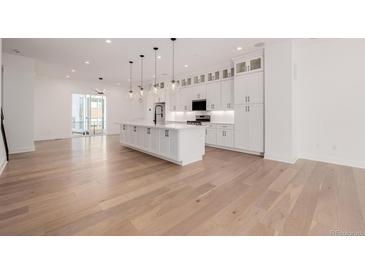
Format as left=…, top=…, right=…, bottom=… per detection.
left=119, top=122, right=206, bottom=166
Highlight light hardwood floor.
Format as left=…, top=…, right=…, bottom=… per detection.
left=1, top=135, right=364, bottom=236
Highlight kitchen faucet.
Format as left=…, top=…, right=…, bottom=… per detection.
left=153, top=105, right=163, bottom=125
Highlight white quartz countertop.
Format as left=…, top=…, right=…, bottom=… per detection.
left=119, top=121, right=206, bottom=130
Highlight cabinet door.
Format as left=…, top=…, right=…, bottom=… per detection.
left=224, top=130, right=234, bottom=148
left=248, top=56, right=263, bottom=72
left=206, top=82, right=221, bottom=111
left=205, top=128, right=217, bottom=145
left=234, top=72, right=263, bottom=105
left=175, top=90, right=184, bottom=111
left=180, top=87, right=192, bottom=111
left=234, top=105, right=250, bottom=150
left=234, top=75, right=247, bottom=105
left=192, top=84, right=206, bottom=100
left=216, top=129, right=225, bottom=147
left=137, top=127, right=144, bottom=148
left=120, top=124, right=127, bottom=143
left=159, top=129, right=171, bottom=157
left=248, top=104, right=264, bottom=153
left=246, top=72, right=263, bottom=104
left=221, top=79, right=233, bottom=110
left=130, top=126, right=138, bottom=146
left=151, top=128, right=159, bottom=153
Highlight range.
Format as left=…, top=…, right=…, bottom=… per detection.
left=187, top=115, right=210, bottom=125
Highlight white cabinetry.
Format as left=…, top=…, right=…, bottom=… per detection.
left=234, top=72, right=263, bottom=105
left=206, top=82, right=221, bottom=111
left=221, top=79, right=234, bottom=110
left=216, top=125, right=234, bottom=148
left=205, top=126, right=217, bottom=145
left=192, top=84, right=206, bottom=100
left=234, top=103, right=264, bottom=153
left=180, top=87, right=192, bottom=111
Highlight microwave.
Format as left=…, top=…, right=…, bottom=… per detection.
left=192, top=100, right=206, bottom=111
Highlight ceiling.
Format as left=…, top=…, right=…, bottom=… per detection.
left=2, top=38, right=287, bottom=87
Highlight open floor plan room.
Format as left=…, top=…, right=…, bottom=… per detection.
left=1, top=38, right=365, bottom=236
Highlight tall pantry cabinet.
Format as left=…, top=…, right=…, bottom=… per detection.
left=233, top=49, right=264, bottom=154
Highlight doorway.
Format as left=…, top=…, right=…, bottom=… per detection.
left=72, top=94, right=106, bottom=136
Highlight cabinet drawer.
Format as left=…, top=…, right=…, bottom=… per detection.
left=216, top=124, right=234, bottom=130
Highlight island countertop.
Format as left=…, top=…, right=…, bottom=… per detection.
left=119, top=121, right=206, bottom=130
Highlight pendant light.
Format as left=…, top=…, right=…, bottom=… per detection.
left=170, top=38, right=179, bottom=90
left=139, top=54, right=144, bottom=97
left=152, top=47, right=159, bottom=94
left=129, top=61, right=133, bottom=99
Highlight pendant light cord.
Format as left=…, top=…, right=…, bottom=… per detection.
left=129, top=61, right=133, bottom=92
left=140, top=55, right=144, bottom=90
left=153, top=47, right=159, bottom=88
left=172, top=38, right=175, bottom=82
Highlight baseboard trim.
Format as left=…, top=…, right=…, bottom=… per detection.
left=0, top=160, right=7, bottom=175
left=264, top=154, right=298, bottom=164
left=206, top=144, right=263, bottom=156
left=300, top=153, right=365, bottom=169
left=10, top=146, right=35, bottom=154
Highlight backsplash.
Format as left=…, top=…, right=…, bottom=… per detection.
left=170, top=110, right=234, bottom=124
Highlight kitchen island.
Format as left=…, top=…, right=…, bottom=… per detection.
left=119, top=122, right=206, bottom=166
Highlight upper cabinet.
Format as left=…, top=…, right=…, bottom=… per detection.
left=233, top=49, right=264, bottom=76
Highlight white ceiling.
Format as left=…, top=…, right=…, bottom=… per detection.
left=2, top=38, right=287, bottom=87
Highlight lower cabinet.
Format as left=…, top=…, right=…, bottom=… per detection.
left=120, top=125, right=177, bottom=160
left=205, top=124, right=234, bottom=148
left=159, top=129, right=177, bottom=158
left=217, top=128, right=234, bottom=148
left=205, top=128, right=217, bottom=145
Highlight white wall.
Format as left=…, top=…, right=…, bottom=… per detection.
left=294, top=39, right=365, bottom=169
left=34, top=75, right=144, bottom=140
left=0, top=39, right=7, bottom=172
left=3, top=53, right=35, bottom=154
left=264, top=40, right=297, bottom=163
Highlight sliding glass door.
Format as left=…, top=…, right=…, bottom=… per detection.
left=72, top=94, right=106, bottom=136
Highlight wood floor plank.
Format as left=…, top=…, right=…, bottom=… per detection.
left=0, top=135, right=365, bottom=235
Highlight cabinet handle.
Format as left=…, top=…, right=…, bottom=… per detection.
left=134, top=126, right=136, bottom=132
left=248, top=106, right=250, bottom=112
left=147, top=128, right=150, bottom=134
left=248, top=96, right=250, bottom=102
left=165, top=130, right=169, bottom=137
left=205, top=129, right=207, bottom=135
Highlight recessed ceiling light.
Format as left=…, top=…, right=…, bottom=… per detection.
left=66, top=75, right=70, bottom=79
left=157, top=55, right=162, bottom=59
left=236, top=46, right=243, bottom=51
left=184, top=64, right=189, bottom=68
left=71, top=69, right=76, bottom=73
left=105, top=39, right=112, bottom=44
left=84, top=61, right=90, bottom=65
left=117, top=82, right=120, bottom=85
left=128, top=78, right=131, bottom=82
